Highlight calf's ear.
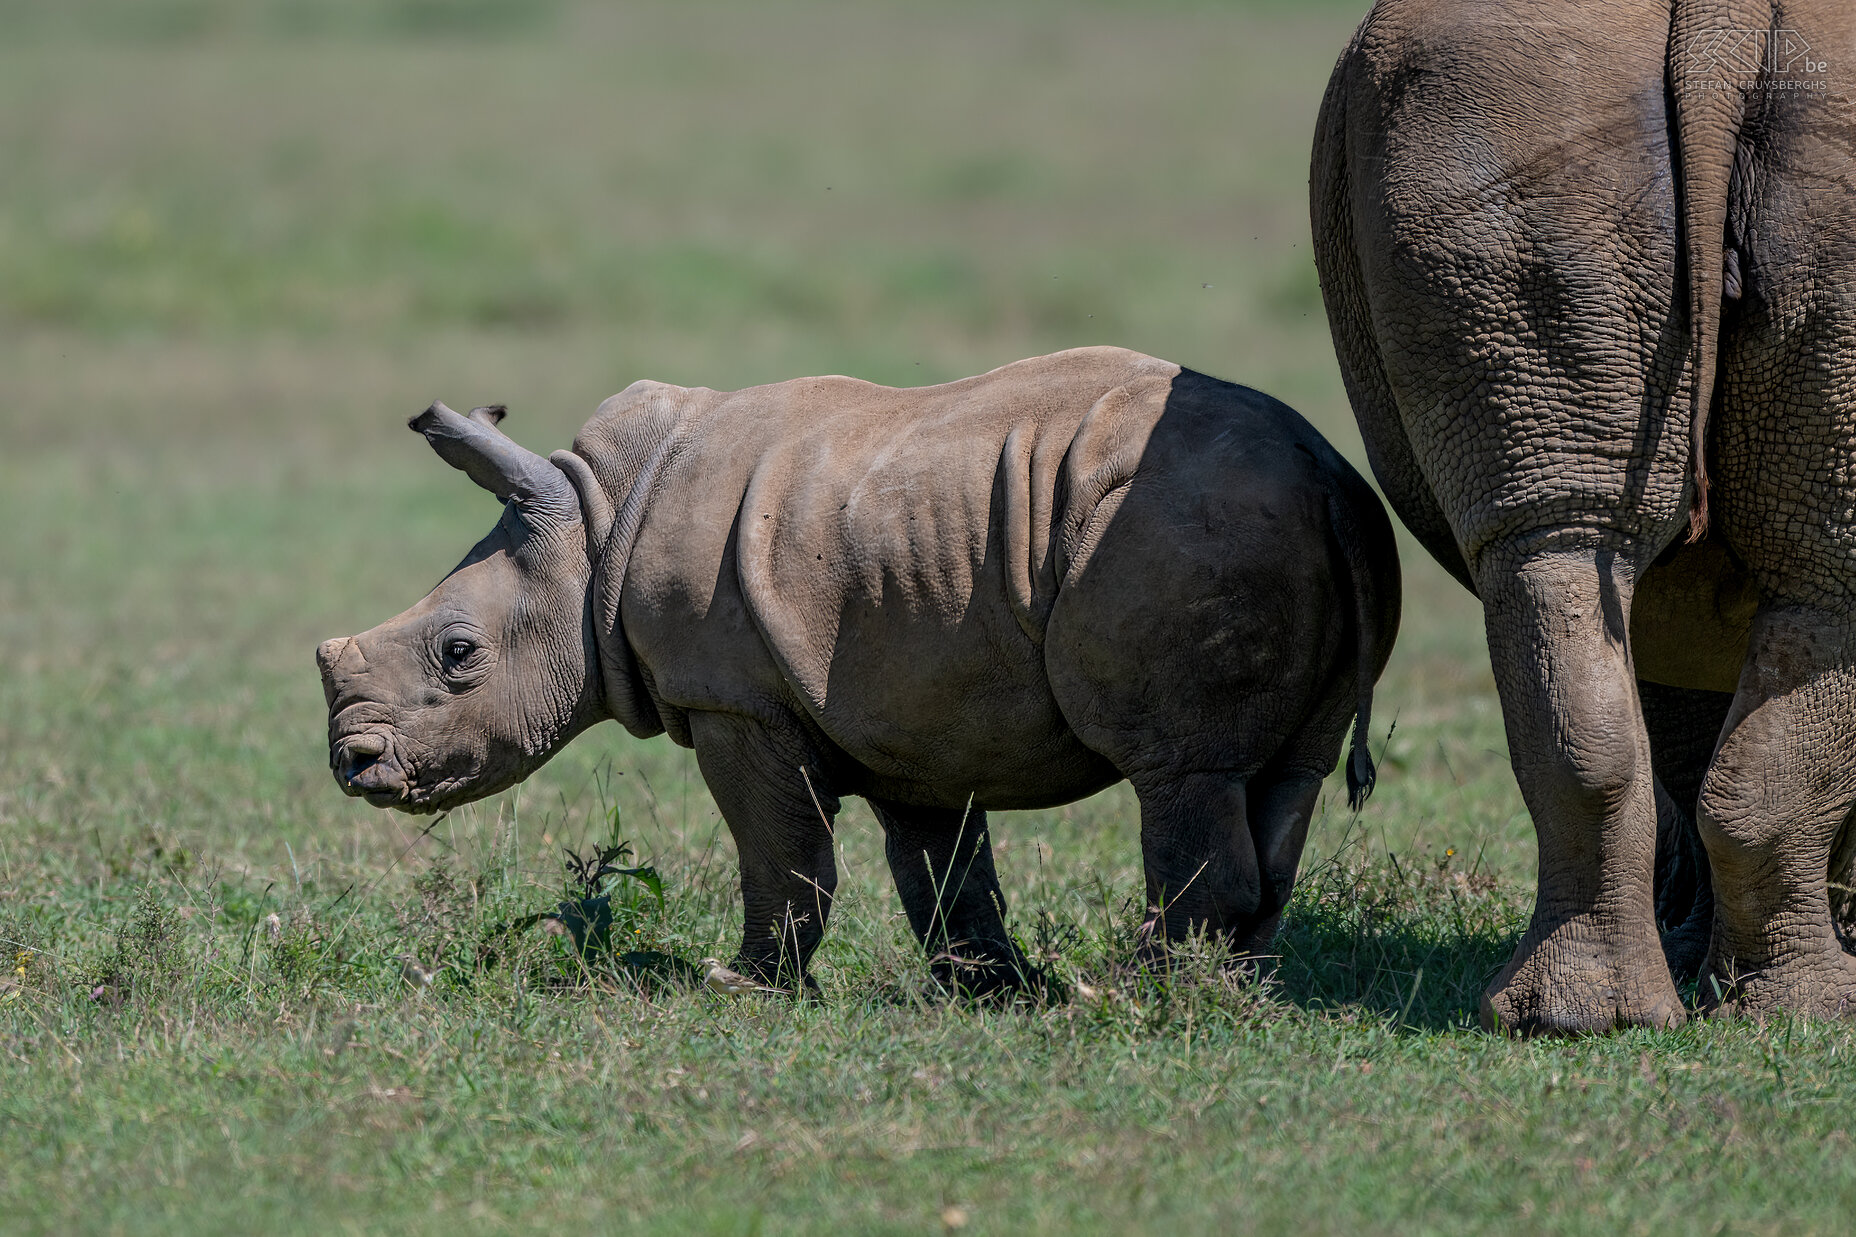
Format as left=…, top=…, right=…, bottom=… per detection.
left=549, top=449, right=615, bottom=552
left=409, top=401, right=580, bottom=532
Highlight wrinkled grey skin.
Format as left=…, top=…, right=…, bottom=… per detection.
left=1313, top=0, right=1856, bottom=1031
left=319, top=348, right=1400, bottom=993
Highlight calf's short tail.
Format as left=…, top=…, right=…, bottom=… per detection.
left=1345, top=699, right=1376, bottom=812
left=1344, top=634, right=1377, bottom=813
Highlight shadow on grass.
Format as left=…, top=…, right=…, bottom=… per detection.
left=1271, top=831, right=1528, bottom=1031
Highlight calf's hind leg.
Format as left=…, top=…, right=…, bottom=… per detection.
left=870, top=799, right=1037, bottom=995
left=1233, top=768, right=1327, bottom=958
left=1128, top=768, right=1261, bottom=960
left=1130, top=762, right=1328, bottom=963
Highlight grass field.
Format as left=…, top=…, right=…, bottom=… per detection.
left=3, top=2, right=1853, bottom=1233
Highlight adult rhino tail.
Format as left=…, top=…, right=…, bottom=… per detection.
left=1321, top=462, right=1400, bottom=813
left=1670, top=0, right=1769, bottom=541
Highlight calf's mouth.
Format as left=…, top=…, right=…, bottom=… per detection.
left=330, top=730, right=411, bottom=809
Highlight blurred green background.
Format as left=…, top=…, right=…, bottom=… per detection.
left=0, top=0, right=1516, bottom=888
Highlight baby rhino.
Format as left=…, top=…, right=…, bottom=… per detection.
left=317, top=347, right=1400, bottom=993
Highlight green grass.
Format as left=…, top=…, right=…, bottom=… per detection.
left=3, top=1, right=1849, bottom=1233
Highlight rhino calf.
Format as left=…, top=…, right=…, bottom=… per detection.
left=318, top=347, right=1400, bottom=992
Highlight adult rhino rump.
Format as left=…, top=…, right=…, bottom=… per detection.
left=1313, top=0, right=1856, bottom=1029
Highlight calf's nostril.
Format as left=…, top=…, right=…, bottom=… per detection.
left=333, top=734, right=392, bottom=789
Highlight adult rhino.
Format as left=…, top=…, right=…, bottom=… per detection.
left=1313, top=0, right=1856, bottom=1031
left=316, top=348, right=1399, bottom=993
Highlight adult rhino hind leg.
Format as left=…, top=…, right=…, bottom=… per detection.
left=1476, top=551, right=1684, bottom=1034
left=1694, top=611, right=1856, bottom=1018
left=688, top=710, right=840, bottom=990
left=1314, top=2, right=1703, bottom=1033
left=1697, top=28, right=1856, bottom=1018
left=870, top=798, right=1041, bottom=997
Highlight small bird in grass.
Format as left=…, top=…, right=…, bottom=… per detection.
left=398, top=955, right=437, bottom=991
left=701, top=957, right=785, bottom=996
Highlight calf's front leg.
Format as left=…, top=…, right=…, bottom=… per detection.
left=689, top=710, right=840, bottom=989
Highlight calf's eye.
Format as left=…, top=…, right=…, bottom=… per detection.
left=444, top=639, right=476, bottom=662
